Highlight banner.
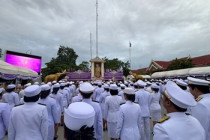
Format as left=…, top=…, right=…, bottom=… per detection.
left=67, top=71, right=91, bottom=81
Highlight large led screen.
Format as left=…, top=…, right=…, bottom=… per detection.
left=5, top=51, right=42, bottom=73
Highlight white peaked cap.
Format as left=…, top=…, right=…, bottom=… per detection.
left=187, top=77, right=210, bottom=86
left=120, top=84, right=125, bottom=88
left=8, top=84, right=16, bottom=89
left=104, top=84, right=109, bottom=89
left=60, top=83, right=66, bottom=87
left=25, top=83, right=31, bottom=87
left=53, top=83, right=60, bottom=88
left=137, top=80, right=146, bottom=87
left=124, top=88, right=135, bottom=95
left=164, top=81, right=197, bottom=109
left=79, top=82, right=95, bottom=93
left=64, top=102, right=95, bottom=131
left=34, top=82, right=39, bottom=85
left=52, top=81, right=57, bottom=84
left=151, top=84, right=159, bottom=89
left=41, top=84, right=51, bottom=91
left=24, top=85, right=41, bottom=97
left=176, top=79, right=188, bottom=87
left=110, top=84, right=118, bottom=90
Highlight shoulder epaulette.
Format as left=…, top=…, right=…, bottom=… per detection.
left=195, top=97, right=203, bottom=102
left=15, top=104, right=24, bottom=107
left=38, top=103, right=46, bottom=106
left=93, top=100, right=99, bottom=103
left=157, top=116, right=170, bottom=123
left=120, top=103, right=125, bottom=105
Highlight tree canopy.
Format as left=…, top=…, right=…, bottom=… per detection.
left=167, top=58, right=195, bottom=71
left=0, top=48, right=2, bottom=58
left=102, top=57, right=130, bottom=76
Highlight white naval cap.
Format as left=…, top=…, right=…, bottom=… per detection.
left=120, top=84, right=125, bottom=88
left=64, top=102, right=95, bottom=131
left=60, top=83, right=66, bottom=87
left=53, top=83, right=60, bottom=88
left=124, top=88, right=135, bottom=95
left=187, top=77, right=210, bottom=86
left=7, top=84, right=16, bottom=89
left=0, top=88, right=4, bottom=94
left=47, top=82, right=52, bottom=86
left=24, top=85, right=41, bottom=97
left=24, top=83, right=31, bottom=87
left=146, top=81, right=152, bottom=85
left=104, top=84, right=109, bottom=89
left=34, top=82, right=39, bottom=85
left=52, top=81, right=57, bottom=84
left=164, top=81, right=197, bottom=109
left=79, top=82, right=95, bottom=93
left=110, top=84, right=118, bottom=90
left=98, top=82, right=102, bottom=86
left=137, top=80, right=146, bottom=87
left=176, top=79, right=187, bottom=87
left=151, top=84, right=159, bottom=89
left=41, top=84, right=51, bottom=91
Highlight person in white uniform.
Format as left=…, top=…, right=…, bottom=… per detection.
left=149, top=83, right=161, bottom=126
left=93, top=82, right=104, bottom=102
left=2, top=84, right=19, bottom=110
left=116, top=88, right=142, bottom=140
left=0, top=88, right=10, bottom=140
left=79, top=82, right=103, bottom=140
left=99, top=84, right=110, bottom=131
left=187, top=77, right=210, bottom=140
left=64, top=102, right=95, bottom=140
left=118, top=84, right=126, bottom=103
left=104, top=84, right=122, bottom=140
left=50, top=83, right=63, bottom=138
left=39, top=84, right=59, bottom=140
left=8, top=85, right=48, bottom=140
left=176, top=79, right=188, bottom=91
left=135, top=80, right=151, bottom=140
left=153, top=81, right=206, bottom=140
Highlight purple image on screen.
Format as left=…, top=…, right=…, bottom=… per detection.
left=6, top=54, right=41, bottom=73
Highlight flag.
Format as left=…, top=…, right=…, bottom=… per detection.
left=129, top=41, right=131, bottom=47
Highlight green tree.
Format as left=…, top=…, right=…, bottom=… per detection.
left=167, top=58, right=195, bottom=70
left=41, top=46, right=78, bottom=80
left=102, top=57, right=130, bottom=76
left=77, top=61, right=89, bottom=70
left=0, top=48, right=2, bottom=58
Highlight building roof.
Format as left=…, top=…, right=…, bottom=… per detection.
left=131, top=68, right=147, bottom=74
left=191, top=54, right=210, bottom=67
left=154, top=61, right=171, bottom=69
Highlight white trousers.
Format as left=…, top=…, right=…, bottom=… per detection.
left=141, top=117, right=150, bottom=140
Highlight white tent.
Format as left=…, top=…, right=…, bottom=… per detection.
left=0, top=60, right=38, bottom=79
left=189, top=66, right=210, bottom=76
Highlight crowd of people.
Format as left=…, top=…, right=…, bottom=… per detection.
left=0, top=76, right=210, bottom=140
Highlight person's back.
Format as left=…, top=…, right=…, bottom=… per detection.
left=0, top=102, right=10, bottom=140
left=2, top=88, right=19, bottom=110
left=154, top=112, right=205, bottom=140
left=9, top=103, right=48, bottom=140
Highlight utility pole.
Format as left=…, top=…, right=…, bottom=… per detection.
left=129, top=41, right=132, bottom=69
left=96, top=0, right=99, bottom=57
left=90, top=32, right=92, bottom=59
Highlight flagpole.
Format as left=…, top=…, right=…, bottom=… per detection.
left=129, top=42, right=132, bottom=69
left=96, top=0, right=98, bottom=57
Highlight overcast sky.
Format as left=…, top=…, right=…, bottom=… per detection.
left=0, top=0, right=210, bottom=70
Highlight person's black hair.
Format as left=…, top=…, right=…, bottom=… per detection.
left=130, top=84, right=133, bottom=86
left=104, top=88, right=109, bottom=92
left=24, top=94, right=40, bottom=102
left=98, top=85, right=101, bottom=88
left=121, top=87, right=125, bottom=90
left=178, top=85, right=187, bottom=90
left=52, top=87, right=59, bottom=94
left=189, top=84, right=210, bottom=93
left=134, top=85, right=138, bottom=89
left=110, top=89, right=118, bottom=95
left=64, top=124, right=95, bottom=140
left=60, top=86, right=65, bottom=90
left=6, top=88, right=15, bottom=93
left=124, top=93, right=135, bottom=102
left=40, top=89, right=50, bottom=99
left=152, top=88, right=159, bottom=93
left=171, top=102, right=187, bottom=112
left=80, top=91, right=93, bottom=99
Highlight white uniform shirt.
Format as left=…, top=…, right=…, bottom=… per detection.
left=39, top=97, right=59, bottom=140
left=71, top=93, right=83, bottom=103
left=59, top=89, right=69, bottom=108
left=99, top=91, right=110, bottom=119
left=8, top=102, right=48, bottom=140
left=189, top=93, right=210, bottom=139
left=104, top=95, right=122, bottom=123
left=153, top=112, right=206, bottom=140
left=82, top=99, right=103, bottom=140
left=94, top=87, right=104, bottom=102
left=116, top=101, right=142, bottom=140
left=0, top=102, right=10, bottom=140
left=150, top=92, right=161, bottom=111
left=118, top=90, right=126, bottom=103
left=135, top=89, right=151, bottom=117
left=2, top=92, right=19, bottom=110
